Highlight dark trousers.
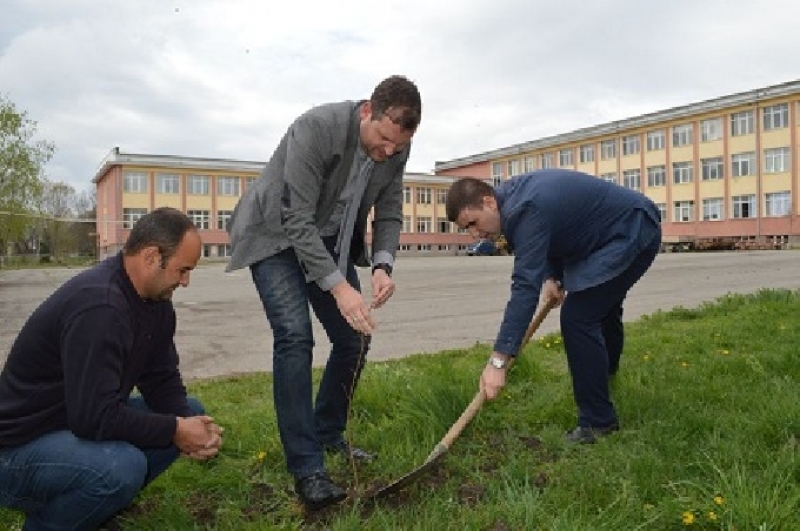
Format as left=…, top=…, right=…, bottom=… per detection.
left=560, top=236, right=660, bottom=428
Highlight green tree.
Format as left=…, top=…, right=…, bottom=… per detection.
left=0, top=95, right=55, bottom=258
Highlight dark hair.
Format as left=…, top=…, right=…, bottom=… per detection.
left=369, top=75, right=422, bottom=131
left=445, top=178, right=496, bottom=222
left=123, top=207, right=196, bottom=267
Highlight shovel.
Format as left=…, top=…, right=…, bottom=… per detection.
left=370, top=298, right=558, bottom=500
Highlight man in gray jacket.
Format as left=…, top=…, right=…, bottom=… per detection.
left=227, top=75, right=421, bottom=510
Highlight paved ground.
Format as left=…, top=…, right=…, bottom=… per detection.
left=1, top=251, right=799, bottom=380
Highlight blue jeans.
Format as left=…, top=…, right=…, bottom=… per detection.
left=250, top=243, right=369, bottom=480
left=0, top=396, right=204, bottom=530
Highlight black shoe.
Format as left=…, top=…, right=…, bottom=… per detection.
left=324, top=440, right=377, bottom=462
left=565, top=424, right=620, bottom=444
left=294, top=471, right=346, bottom=511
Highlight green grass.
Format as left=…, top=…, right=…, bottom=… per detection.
left=3, top=289, right=799, bottom=530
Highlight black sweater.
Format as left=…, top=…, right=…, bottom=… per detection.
left=0, top=253, right=192, bottom=449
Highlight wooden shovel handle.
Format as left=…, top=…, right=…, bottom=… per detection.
left=438, top=297, right=558, bottom=450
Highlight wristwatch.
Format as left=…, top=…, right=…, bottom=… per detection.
left=488, top=356, right=509, bottom=369
left=372, top=263, right=393, bottom=277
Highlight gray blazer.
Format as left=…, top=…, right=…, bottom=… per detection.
left=226, top=100, right=408, bottom=291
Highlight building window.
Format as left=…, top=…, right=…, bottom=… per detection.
left=600, top=140, right=616, bottom=160
left=559, top=148, right=574, bottom=167
left=416, top=216, right=432, bottom=233
left=599, top=172, right=617, bottom=184
left=524, top=156, right=536, bottom=172
left=763, top=103, right=789, bottom=130
left=764, top=147, right=790, bottom=173
left=700, top=118, right=723, bottom=142
left=398, top=244, right=412, bottom=251
left=157, top=173, right=179, bottom=194
left=187, top=175, right=210, bottom=195
left=436, top=188, right=447, bottom=204
left=674, top=201, right=694, bottom=222
left=187, top=209, right=210, bottom=229
left=730, top=110, right=754, bottom=136
left=701, top=157, right=724, bottom=181
left=123, top=171, right=148, bottom=193
left=766, top=191, right=791, bottom=216
left=437, top=217, right=451, bottom=233
left=731, top=152, right=755, bottom=177
left=508, top=159, right=522, bottom=176
left=217, top=210, right=233, bottom=230
left=646, top=130, right=665, bottom=151
left=672, top=161, right=693, bottom=184
left=217, top=176, right=240, bottom=196
left=622, top=135, right=640, bottom=156
left=244, top=176, right=256, bottom=190
left=647, top=165, right=666, bottom=188
left=702, top=198, right=724, bottom=221
left=123, top=208, right=147, bottom=229
left=732, top=195, right=756, bottom=219
left=672, top=124, right=693, bottom=147
left=491, top=162, right=503, bottom=185
left=622, top=169, right=641, bottom=190
left=219, top=244, right=232, bottom=257
left=418, top=244, right=431, bottom=252
left=656, top=203, right=667, bottom=223
left=402, top=215, right=412, bottom=233
left=403, top=186, right=412, bottom=204
left=579, top=144, right=594, bottom=163
left=540, top=153, right=554, bottom=169
left=416, top=187, right=432, bottom=204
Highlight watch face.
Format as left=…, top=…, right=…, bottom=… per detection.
left=490, top=357, right=506, bottom=369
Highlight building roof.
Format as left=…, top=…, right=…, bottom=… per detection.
left=434, top=78, right=800, bottom=171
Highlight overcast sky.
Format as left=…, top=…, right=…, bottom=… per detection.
left=1, top=0, right=799, bottom=193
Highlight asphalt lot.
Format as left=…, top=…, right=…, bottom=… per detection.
left=1, top=251, right=799, bottom=380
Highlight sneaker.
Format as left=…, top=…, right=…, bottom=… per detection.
left=323, top=440, right=377, bottom=462
left=294, top=471, right=346, bottom=511
left=565, top=424, right=620, bottom=444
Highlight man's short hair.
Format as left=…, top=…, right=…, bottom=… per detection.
left=445, top=178, right=496, bottom=222
left=123, top=207, right=196, bottom=267
left=369, top=75, right=422, bottom=131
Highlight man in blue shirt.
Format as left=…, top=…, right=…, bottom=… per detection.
left=446, top=170, right=661, bottom=443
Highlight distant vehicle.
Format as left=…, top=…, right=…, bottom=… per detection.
left=466, top=239, right=497, bottom=256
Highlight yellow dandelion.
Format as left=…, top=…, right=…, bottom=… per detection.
left=644, top=503, right=654, bottom=511
left=708, top=511, right=718, bottom=521
left=257, top=451, right=267, bottom=461
left=721, top=350, right=730, bottom=355
left=713, top=496, right=724, bottom=506
left=682, top=511, right=695, bottom=525
left=643, top=354, right=650, bottom=361
left=681, top=361, right=688, bottom=367
left=545, top=343, right=551, bottom=348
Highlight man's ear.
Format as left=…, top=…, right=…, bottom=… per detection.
left=360, top=101, right=373, bottom=121
left=482, top=195, right=498, bottom=211
left=142, top=246, right=160, bottom=267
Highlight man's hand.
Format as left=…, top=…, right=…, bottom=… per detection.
left=371, top=268, right=395, bottom=309
left=174, top=415, right=224, bottom=460
left=331, top=280, right=375, bottom=334
left=543, top=278, right=566, bottom=307
left=480, top=352, right=511, bottom=400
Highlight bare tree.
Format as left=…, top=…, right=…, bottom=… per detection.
left=38, top=180, right=76, bottom=261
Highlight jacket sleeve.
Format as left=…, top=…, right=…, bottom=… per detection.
left=137, top=342, right=193, bottom=418
left=369, top=148, right=408, bottom=265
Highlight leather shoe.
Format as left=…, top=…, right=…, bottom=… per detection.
left=294, top=471, right=346, bottom=511
left=565, top=424, right=620, bottom=444
left=324, top=440, right=377, bottom=462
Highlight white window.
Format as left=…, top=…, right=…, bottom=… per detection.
left=646, top=130, right=665, bottom=151
left=217, top=210, right=233, bottom=230
left=579, top=144, right=594, bottom=163
left=763, top=103, right=789, bottom=130
left=647, top=165, right=666, bottom=187
left=418, top=244, right=431, bottom=252
left=402, top=215, right=412, bottom=233
left=524, top=156, right=536, bottom=172
left=672, top=124, right=693, bottom=147
left=599, top=172, right=617, bottom=184
left=540, top=153, right=554, bottom=169
left=600, top=140, right=616, bottom=160
left=559, top=148, right=574, bottom=167
left=123, top=208, right=147, bottom=229
left=157, top=173, right=179, bottom=194
left=702, top=198, right=724, bottom=221
left=219, top=244, right=232, bottom=257
left=217, top=176, right=240, bottom=196
left=403, top=186, right=412, bottom=204
left=764, top=147, right=790, bottom=173
left=701, top=157, right=724, bottom=181
left=416, top=187, right=432, bottom=204
left=244, top=176, right=256, bottom=190
left=622, top=135, right=640, bottom=156
left=508, top=159, right=522, bottom=177
left=672, top=161, right=693, bottom=184
left=187, top=209, right=210, bottom=229
left=491, top=162, right=503, bottom=185
left=731, top=111, right=754, bottom=136
left=656, top=203, right=667, bottom=223
left=674, top=201, right=694, bottom=222
left=732, top=152, right=755, bottom=177
left=416, top=216, right=432, bottom=233
left=436, top=188, right=447, bottom=204
left=732, top=195, right=756, bottom=219
left=437, top=217, right=451, bottom=233
left=123, top=171, right=148, bottom=193
left=766, top=191, right=791, bottom=216
left=622, top=169, right=640, bottom=190
left=700, top=118, right=723, bottom=142
left=187, top=175, right=210, bottom=195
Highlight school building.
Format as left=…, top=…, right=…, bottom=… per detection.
left=434, top=79, right=800, bottom=249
